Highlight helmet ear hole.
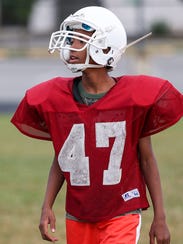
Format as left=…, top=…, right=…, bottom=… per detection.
left=103, top=47, right=111, bottom=54
left=89, top=45, right=117, bottom=67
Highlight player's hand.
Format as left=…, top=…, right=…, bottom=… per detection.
left=39, top=207, right=59, bottom=242
left=149, top=217, right=170, bottom=244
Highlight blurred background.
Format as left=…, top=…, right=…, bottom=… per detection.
left=0, top=0, right=183, bottom=112
left=0, top=1, right=183, bottom=244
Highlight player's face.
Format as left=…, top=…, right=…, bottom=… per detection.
left=68, top=29, right=93, bottom=64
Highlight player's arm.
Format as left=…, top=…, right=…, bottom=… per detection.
left=138, top=136, right=170, bottom=244
left=39, top=155, right=65, bottom=242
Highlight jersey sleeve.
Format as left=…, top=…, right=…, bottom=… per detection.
left=141, top=81, right=183, bottom=137
left=11, top=92, right=51, bottom=140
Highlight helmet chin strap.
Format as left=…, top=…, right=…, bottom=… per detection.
left=121, top=32, right=152, bottom=53
left=66, top=63, right=104, bottom=73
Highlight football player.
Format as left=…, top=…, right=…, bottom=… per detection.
left=11, top=6, right=183, bottom=244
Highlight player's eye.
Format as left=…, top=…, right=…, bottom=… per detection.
left=66, top=37, right=73, bottom=45
left=79, top=40, right=85, bottom=44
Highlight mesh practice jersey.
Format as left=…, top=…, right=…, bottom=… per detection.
left=11, top=75, right=183, bottom=222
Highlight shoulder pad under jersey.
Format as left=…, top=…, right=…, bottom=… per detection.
left=26, top=77, right=73, bottom=105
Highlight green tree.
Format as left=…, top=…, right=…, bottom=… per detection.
left=2, top=0, right=35, bottom=26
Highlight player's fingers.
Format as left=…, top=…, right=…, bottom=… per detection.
left=39, top=217, right=58, bottom=242
left=39, top=223, right=57, bottom=242
left=39, top=219, right=50, bottom=240
left=149, top=232, right=155, bottom=244
left=39, top=219, right=48, bottom=239
left=50, top=213, right=56, bottom=233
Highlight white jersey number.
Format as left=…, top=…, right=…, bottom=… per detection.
left=58, top=121, right=126, bottom=186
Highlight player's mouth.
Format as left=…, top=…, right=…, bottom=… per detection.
left=69, top=55, right=79, bottom=63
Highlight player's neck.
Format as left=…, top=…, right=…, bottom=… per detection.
left=81, top=69, right=116, bottom=94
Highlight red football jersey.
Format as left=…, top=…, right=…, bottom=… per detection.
left=11, top=75, right=183, bottom=222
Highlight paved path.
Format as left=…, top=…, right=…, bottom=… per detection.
left=0, top=51, right=183, bottom=112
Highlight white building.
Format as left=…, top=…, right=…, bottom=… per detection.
left=102, top=0, right=183, bottom=36
left=28, top=0, right=183, bottom=36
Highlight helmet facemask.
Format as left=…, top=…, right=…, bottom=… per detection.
left=49, top=22, right=108, bottom=72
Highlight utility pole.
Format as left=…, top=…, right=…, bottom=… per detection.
left=133, top=0, right=150, bottom=74
left=134, top=0, right=145, bottom=36
left=0, top=0, right=2, bottom=27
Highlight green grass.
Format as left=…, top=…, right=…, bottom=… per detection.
left=0, top=114, right=182, bottom=243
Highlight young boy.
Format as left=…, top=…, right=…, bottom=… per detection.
left=11, top=6, right=183, bottom=244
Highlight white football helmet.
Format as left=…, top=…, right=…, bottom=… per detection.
left=48, top=6, right=127, bottom=72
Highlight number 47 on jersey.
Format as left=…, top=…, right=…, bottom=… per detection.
left=58, top=121, right=126, bottom=186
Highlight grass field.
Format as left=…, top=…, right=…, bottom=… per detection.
left=0, top=114, right=182, bottom=244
